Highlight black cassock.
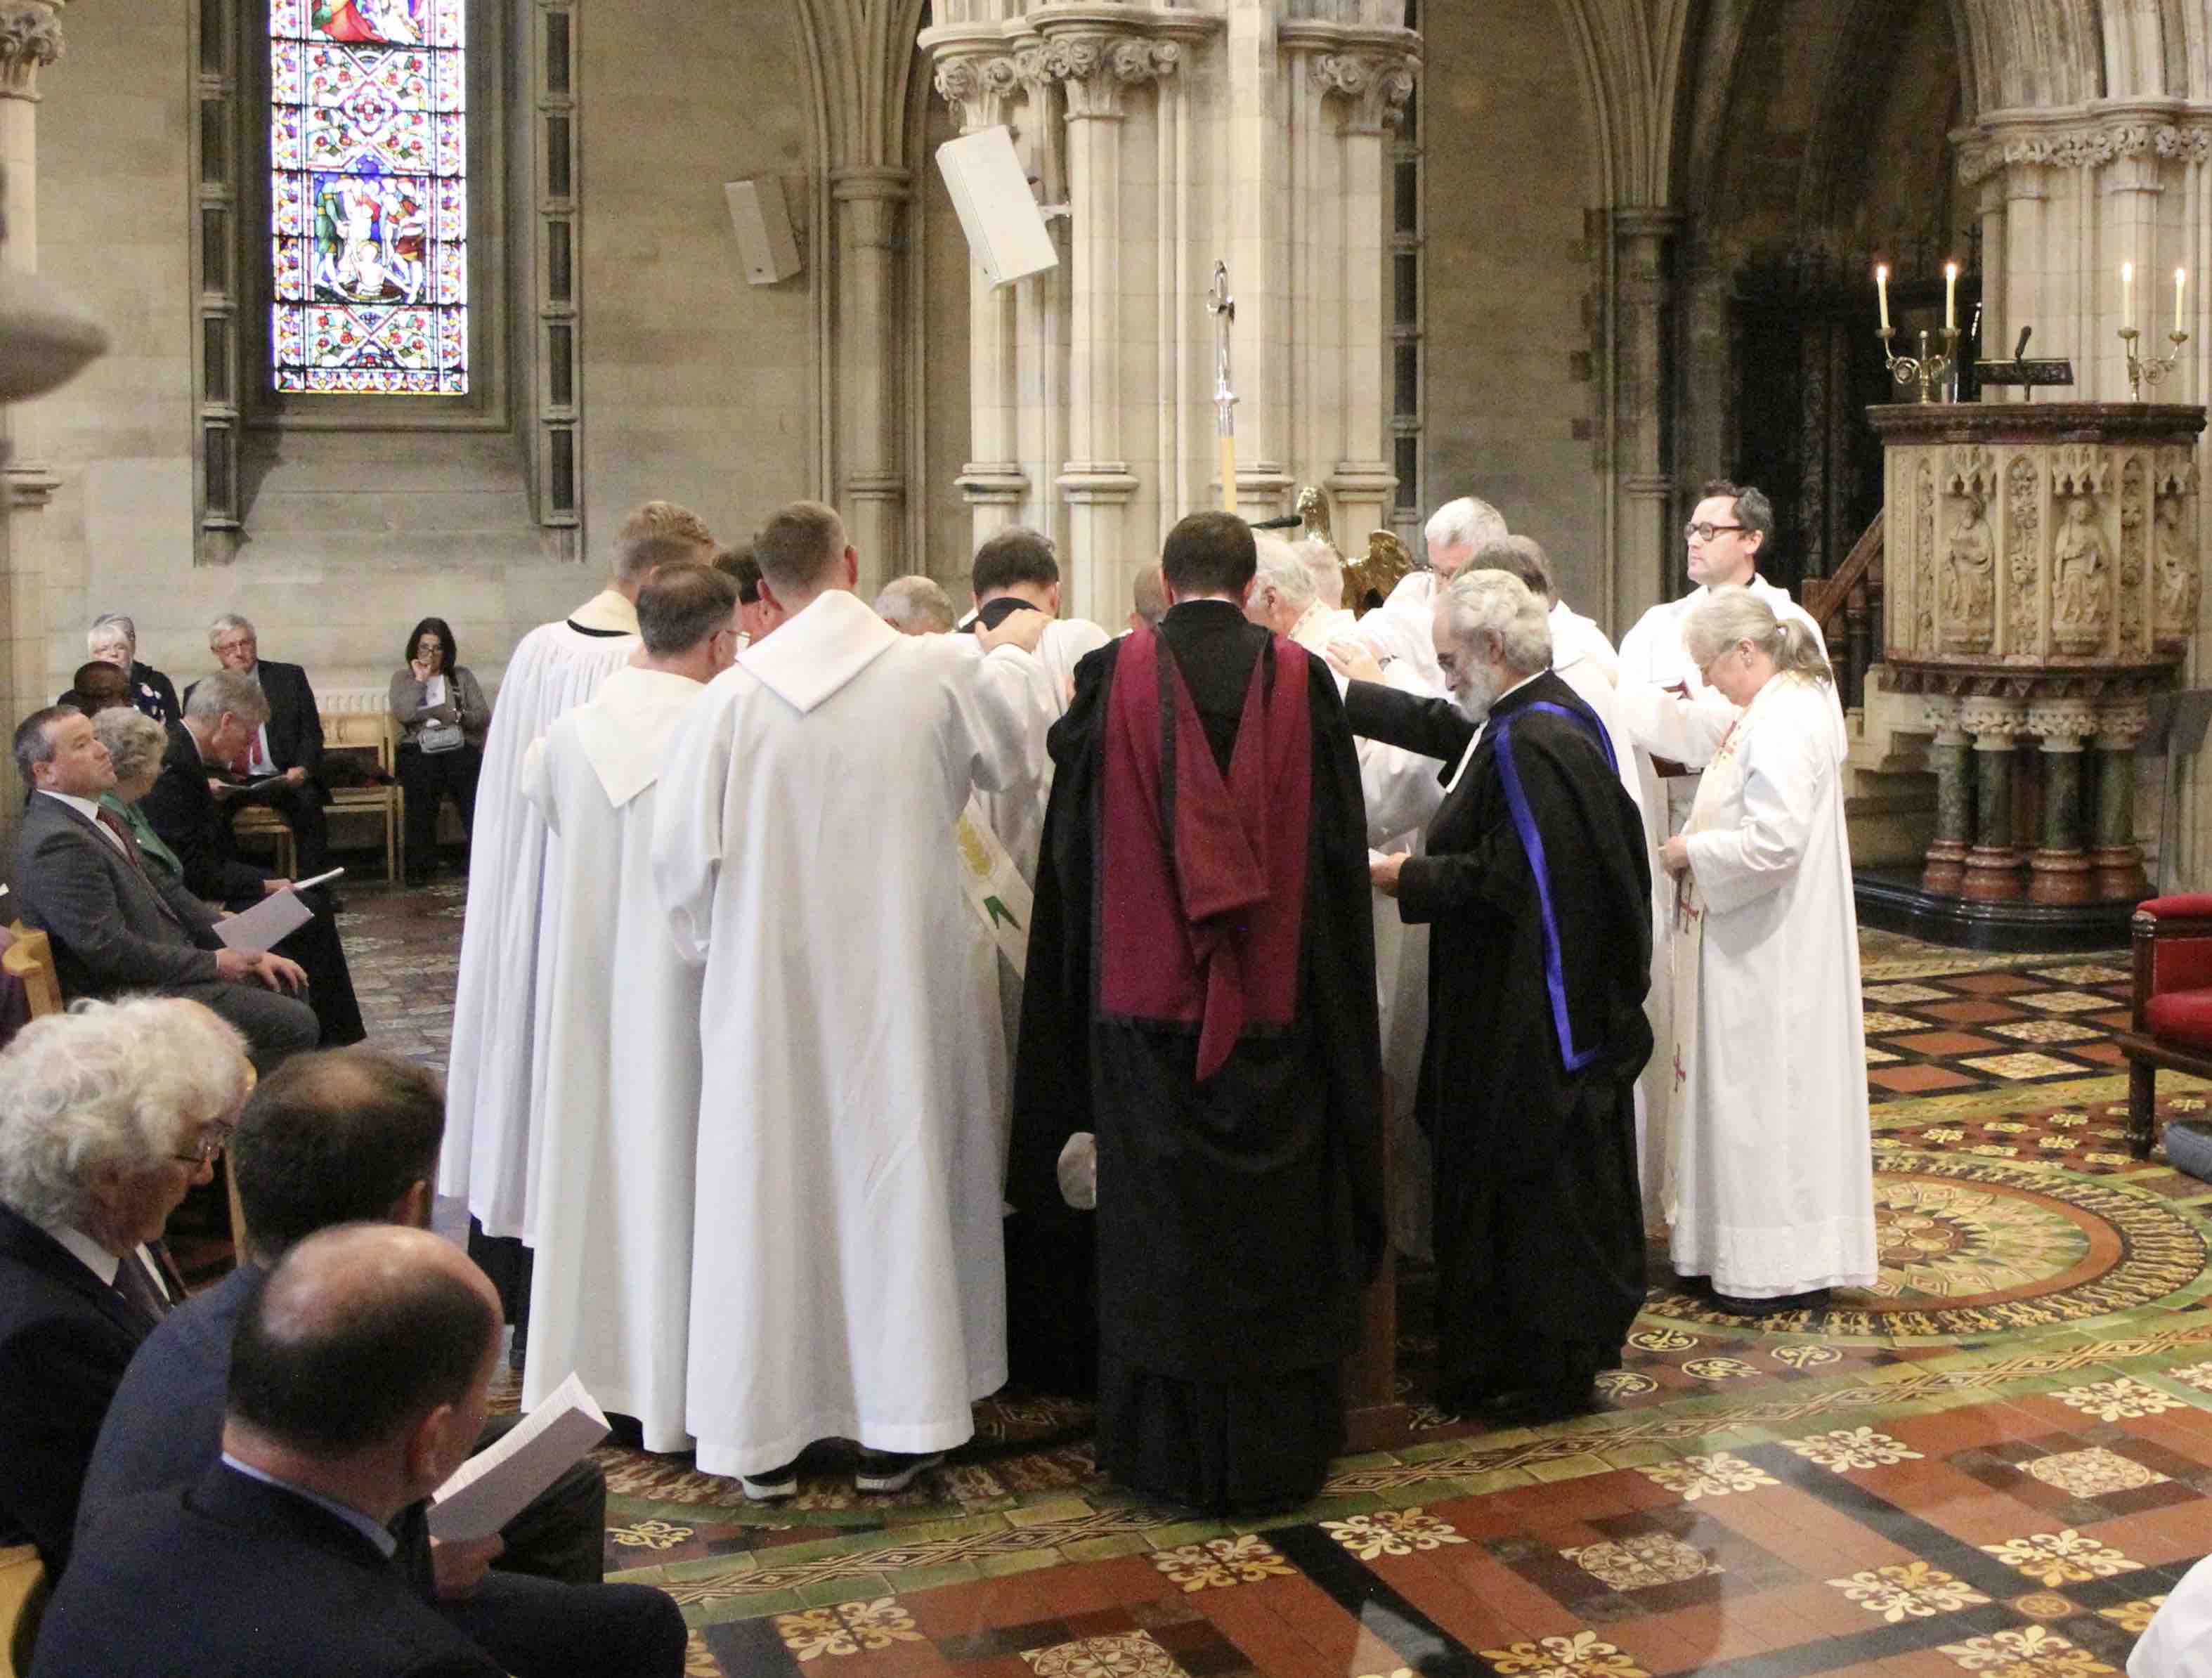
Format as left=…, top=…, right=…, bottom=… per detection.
left=1346, top=668, right=1651, bottom=1409
left=1006, top=600, right=1384, bottom=1514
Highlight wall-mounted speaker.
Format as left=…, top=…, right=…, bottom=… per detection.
left=724, top=177, right=803, bottom=287
left=935, top=125, right=1059, bottom=288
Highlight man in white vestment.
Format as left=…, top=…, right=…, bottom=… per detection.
left=876, top=574, right=958, bottom=635
left=1616, top=479, right=1829, bottom=838
left=517, top=564, right=738, bottom=1452
left=1351, top=494, right=1510, bottom=689
left=1617, top=481, right=1830, bottom=1229
left=1247, top=534, right=1355, bottom=650
left=441, top=500, right=717, bottom=1349
left=652, top=500, right=1045, bottom=1500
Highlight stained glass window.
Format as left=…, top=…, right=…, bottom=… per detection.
left=269, top=0, right=467, bottom=395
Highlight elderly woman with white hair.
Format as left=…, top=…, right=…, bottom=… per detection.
left=86, top=613, right=181, bottom=725
left=1657, top=588, right=1874, bottom=1317
left=0, top=996, right=251, bottom=1571
left=91, top=706, right=193, bottom=890
left=1342, top=571, right=1653, bottom=1421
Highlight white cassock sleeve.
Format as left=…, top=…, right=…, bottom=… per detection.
left=519, top=736, right=557, bottom=835
left=955, top=642, right=1046, bottom=798
left=1680, top=704, right=1825, bottom=917
left=2132, top=1554, right=2212, bottom=1677
left=1358, top=664, right=1453, bottom=847
left=649, top=687, right=738, bottom=965
left=1615, top=681, right=1738, bottom=768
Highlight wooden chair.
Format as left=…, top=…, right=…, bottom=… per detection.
left=1, top=923, right=62, bottom=1020
left=0, top=1542, right=48, bottom=1678
left=230, top=803, right=297, bottom=879
left=2115, top=895, right=2212, bottom=1159
left=324, top=711, right=403, bottom=886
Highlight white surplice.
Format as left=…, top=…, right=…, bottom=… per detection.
left=652, top=589, right=1036, bottom=1477
left=1351, top=569, right=1445, bottom=689
left=515, top=665, right=707, bottom=1452
left=1670, top=673, right=1875, bottom=1297
left=970, top=616, right=1112, bottom=888
left=442, top=590, right=640, bottom=1236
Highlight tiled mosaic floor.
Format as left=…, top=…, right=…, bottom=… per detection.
left=323, top=878, right=2212, bottom=1677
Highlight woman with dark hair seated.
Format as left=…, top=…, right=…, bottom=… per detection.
left=389, top=616, right=491, bottom=888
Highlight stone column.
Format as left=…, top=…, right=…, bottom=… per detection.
left=0, top=0, right=63, bottom=865
left=1920, top=698, right=1972, bottom=895
left=1611, top=208, right=1681, bottom=634
left=1962, top=698, right=2028, bottom=900
left=2093, top=701, right=2152, bottom=901
left=831, top=167, right=913, bottom=594
left=935, top=51, right=1031, bottom=551
left=2027, top=698, right=2098, bottom=904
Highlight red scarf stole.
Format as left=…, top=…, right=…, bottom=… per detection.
left=1097, top=625, right=1312, bottom=1079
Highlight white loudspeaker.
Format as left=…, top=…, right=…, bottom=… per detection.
left=724, top=177, right=803, bottom=287
left=935, top=125, right=1059, bottom=288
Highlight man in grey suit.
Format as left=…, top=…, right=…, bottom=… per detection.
left=11, top=706, right=318, bottom=1072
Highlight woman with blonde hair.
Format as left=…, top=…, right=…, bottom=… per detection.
left=1658, top=587, right=1875, bottom=1317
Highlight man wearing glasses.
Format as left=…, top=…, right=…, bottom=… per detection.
left=1617, top=479, right=1829, bottom=837
left=188, top=613, right=333, bottom=877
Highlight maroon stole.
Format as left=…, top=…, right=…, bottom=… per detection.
left=1097, top=625, right=1311, bottom=1079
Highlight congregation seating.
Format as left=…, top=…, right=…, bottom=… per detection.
left=1, top=923, right=61, bottom=1050
left=0, top=1540, right=46, bottom=1678
left=230, top=703, right=405, bottom=885
left=2117, top=894, right=2212, bottom=1159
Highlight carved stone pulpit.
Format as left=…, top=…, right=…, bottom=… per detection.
left=1873, top=403, right=2204, bottom=932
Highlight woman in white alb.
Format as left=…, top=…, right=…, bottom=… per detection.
left=1658, top=589, right=1875, bottom=1316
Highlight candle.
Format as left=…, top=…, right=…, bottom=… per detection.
left=1944, top=262, right=1959, bottom=330
left=1875, top=264, right=1891, bottom=332
left=2177, top=267, right=2189, bottom=337
left=2123, top=261, right=2135, bottom=332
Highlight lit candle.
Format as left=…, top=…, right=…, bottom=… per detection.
left=2177, top=267, right=2189, bottom=337
left=1944, top=261, right=1958, bottom=330
left=2123, top=261, right=2135, bottom=332
left=1875, top=264, right=1891, bottom=332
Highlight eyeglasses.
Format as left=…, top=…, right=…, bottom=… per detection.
left=213, top=637, right=256, bottom=657
left=173, top=1123, right=235, bottom=1166
left=1683, top=522, right=1748, bottom=544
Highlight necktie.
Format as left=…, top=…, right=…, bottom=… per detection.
left=93, top=807, right=148, bottom=875
left=112, top=1245, right=172, bottom=1324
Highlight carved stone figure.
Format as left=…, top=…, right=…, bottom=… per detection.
left=2156, top=495, right=2200, bottom=632
left=1940, top=490, right=1995, bottom=649
left=2052, top=496, right=2110, bottom=644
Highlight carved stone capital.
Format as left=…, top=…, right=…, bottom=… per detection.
left=1958, top=115, right=2212, bottom=185
left=1309, top=51, right=1419, bottom=136
left=2025, top=697, right=2100, bottom=743
left=1960, top=697, right=2028, bottom=742
left=0, top=1, right=64, bottom=101
left=2095, top=701, right=2152, bottom=750
left=932, top=53, right=1025, bottom=134
left=1034, top=32, right=1179, bottom=119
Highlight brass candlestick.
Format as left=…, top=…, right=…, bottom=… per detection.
left=1880, top=325, right=1958, bottom=403
left=2120, top=327, right=2190, bottom=400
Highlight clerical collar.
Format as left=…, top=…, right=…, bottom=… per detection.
left=219, top=1455, right=399, bottom=1559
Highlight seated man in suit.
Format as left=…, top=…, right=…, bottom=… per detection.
left=188, top=611, right=332, bottom=876
left=10, top=706, right=318, bottom=1073
left=80, top=1050, right=687, bottom=1678
left=35, top=1225, right=520, bottom=1677
left=136, top=672, right=366, bottom=1048
left=0, top=998, right=251, bottom=1572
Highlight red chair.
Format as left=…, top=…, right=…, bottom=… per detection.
left=2116, top=895, right=2212, bottom=1159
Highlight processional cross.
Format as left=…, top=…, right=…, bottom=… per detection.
left=1209, top=260, right=1237, bottom=513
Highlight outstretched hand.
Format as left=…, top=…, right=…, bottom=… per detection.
left=977, top=605, right=1048, bottom=657
left=1325, top=639, right=1385, bottom=685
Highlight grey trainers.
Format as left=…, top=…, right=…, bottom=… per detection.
left=852, top=1450, right=943, bottom=1495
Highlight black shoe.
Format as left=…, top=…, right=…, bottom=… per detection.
left=1485, top=1379, right=1599, bottom=1425
left=853, top=1450, right=943, bottom=1494
left=1712, top=1287, right=1831, bottom=1319
left=740, top=1457, right=802, bottom=1501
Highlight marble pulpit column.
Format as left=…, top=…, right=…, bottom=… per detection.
left=2026, top=700, right=2097, bottom=904
left=1962, top=698, right=2028, bottom=901
left=2093, top=702, right=2152, bottom=902
left=1921, top=698, right=1972, bottom=895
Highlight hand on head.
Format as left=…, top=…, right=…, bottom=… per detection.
left=1325, top=639, right=1384, bottom=684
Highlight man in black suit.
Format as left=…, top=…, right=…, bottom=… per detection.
left=9, top=706, right=319, bottom=1072
left=0, top=996, right=250, bottom=1572
left=80, top=1051, right=687, bottom=1678
left=136, top=672, right=365, bottom=1047
left=188, top=611, right=332, bottom=874
left=34, top=1224, right=517, bottom=1678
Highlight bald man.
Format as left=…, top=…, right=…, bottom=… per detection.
left=41, top=1227, right=514, bottom=1677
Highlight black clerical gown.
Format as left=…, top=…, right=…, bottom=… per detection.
left=1007, top=600, right=1384, bottom=1514
left=1346, top=669, right=1652, bottom=1407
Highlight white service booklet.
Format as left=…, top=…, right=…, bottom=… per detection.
left=429, top=1372, right=609, bottom=1543
left=212, top=868, right=344, bottom=954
